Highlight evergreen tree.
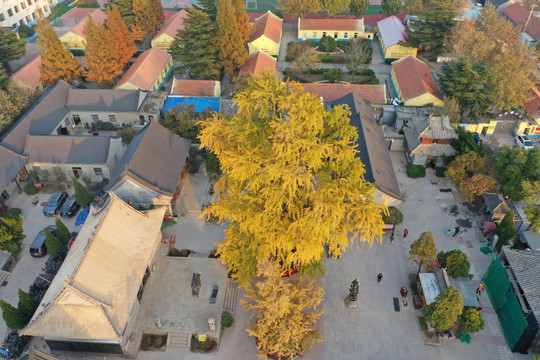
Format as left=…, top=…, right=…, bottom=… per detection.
left=73, top=178, right=92, bottom=207
left=524, top=204, right=540, bottom=234
left=199, top=73, right=385, bottom=284
left=445, top=250, right=471, bottom=278
left=54, top=216, right=71, bottom=244
left=111, top=0, right=135, bottom=24
left=0, top=64, right=10, bottom=90
left=36, top=18, right=82, bottom=86
left=459, top=309, right=485, bottom=333
left=0, top=30, right=26, bottom=63
left=232, top=0, right=252, bottom=44
left=84, top=15, right=123, bottom=87
left=381, top=0, right=401, bottom=15
left=0, top=299, right=25, bottom=330
left=17, top=289, right=37, bottom=322
left=44, top=228, right=60, bottom=259
left=133, top=0, right=159, bottom=36
left=425, top=287, right=463, bottom=331
left=0, top=216, right=25, bottom=256
left=491, top=147, right=540, bottom=201
left=151, top=0, right=165, bottom=27
left=404, top=0, right=423, bottom=15
left=193, top=0, right=217, bottom=19
left=107, top=4, right=137, bottom=68
left=409, top=231, right=437, bottom=274
left=496, top=210, right=516, bottom=250
left=349, top=0, right=369, bottom=17
left=216, top=0, right=248, bottom=76
left=170, top=7, right=220, bottom=79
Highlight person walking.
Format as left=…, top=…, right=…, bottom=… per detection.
left=377, top=273, right=383, bottom=283
left=476, top=284, right=484, bottom=295
left=390, top=232, right=394, bottom=242
left=403, top=229, right=409, bottom=238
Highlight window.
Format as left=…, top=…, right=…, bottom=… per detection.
left=108, top=114, right=116, bottom=122
left=344, top=32, right=348, bottom=39
left=27, top=0, right=32, bottom=6
left=367, top=34, right=371, bottom=39
left=14, top=5, right=19, bottom=13
left=32, top=11, right=37, bottom=19
left=94, top=168, right=103, bottom=176
left=19, top=19, right=24, bottom=26
left=334, top=32, right=338, bottom=39
left=139, top=115, right=145, bottom=125
left=7, top=9, right=13, bottom=16
left=354, top=32, right=358, bottom=39
left=72, top=115, right=81, bottom=124
left=43, top=5, right=49, bottom=12
left=21, top=2, right=26, bottom=9
left=322, top=32, right=326, bottom=37
left=64, top=117, right=72, bottom=127
left=91, top=114, right=99, bottom=122
left=148, top=115, right=154, bottom=122
left=0, top=14, right=5, bottom=22
left=313, top=32, right=317, bottom=38
left=26, top=15, right=31, bottom=22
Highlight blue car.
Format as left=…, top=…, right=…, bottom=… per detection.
left=43, top=191, right=68, bottom=216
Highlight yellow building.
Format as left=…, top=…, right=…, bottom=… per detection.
left=10, top=55, right=45, bottom=91
left=298, top=18, right=370, bottom=41
left=59, top=9, right=107, bottom=51
left=115, top=48, right=173, bottom=91
left=377, top=15, right=417, bottom=59
left=248, top=11, right=283, bottom=56
left=391, top=55, right=444, bottom=107
left=151, top=10, right=188, bottom=52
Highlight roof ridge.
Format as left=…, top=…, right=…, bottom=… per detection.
left=3, top=142, right=29, bottom=159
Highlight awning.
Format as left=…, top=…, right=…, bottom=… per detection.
left=419, top=273, right=441, bottom=305
left=484, top=222, right=497, bottom=230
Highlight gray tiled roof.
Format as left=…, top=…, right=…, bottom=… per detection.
left=66, top=88, right=144, bottom=112
left=109, top=121, right=190, bottom=195
left=502, top=248, right=540, bottom=319
left=24, top=135, right=110, bottom=164
left=482, top=192, right=504, bottom=213
left=330, top=93, right=401, bottom=200
left=0, top=145, right=28, bottom=192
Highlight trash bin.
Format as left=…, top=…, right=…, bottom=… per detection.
left=486, top=237, right=493, bottom=246
left=446, top=228, right=453, bottom=236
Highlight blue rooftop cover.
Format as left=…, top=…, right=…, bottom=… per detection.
left=162, top=96, right=220, bottom=113
left=75, top=206, right=90, bottom=226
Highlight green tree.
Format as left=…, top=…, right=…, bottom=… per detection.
left=0, top=299, right=25, bottom=330
left=404, top=0, right=423, bottom=15
left=133, top=0, right=159, bottom=36
left=524, top=204, right=540, bottom=233
left=0, top=30, right=26, bottom=63
left=381, top=206, right=403, bottom=224
left=242, top=259, right=324, bottom=359
left=491, top=147, right=540, bottom=201
left=496, top=210, right=516, bottom=250
left=319, top=35, right=337, bottom=53
left=345, top=39, right=371, bottom=81
left=459, top=308, right=485, bottom=333
left=425, top=287, right=463, bottom=331
left=111, top=0, right=135, bottom=24
left=277, top=0, right=321, bottom=17
left=0, top=216, right=25, bottom=256
left=324, top=68, right=343, bottom=83
left=17, top=289, right=37, bottom=322
left=381, top=0, right=402, bottom=15
left=409, top=231, right=437, bottom=274
left=450, top=126, right=483, bottom=156
left=349, top=0, right=369, bottom=16
left=120, top=126, right=138, bottom=144
left=170, top=7, right=220, bottom=79
left=446, top=250, right=471, bottom=278
left=55, top=216, right=70, bottom=244
left=161, top=104, right=202, bottom=142
left=193, top=0, right=217, bottom=19
left=406, top=0, right=456, bottom=60
left=198, top=73, right=386, bottom=284
left=205, top=150, right=222, bottom=175
left=319, top=0, right=350, bottom=16
left=44, top=228, right=61, bottom=259
left=437, top=97, right=461, bottom=125
left=217, top=0, right=248, bottom=76
left=73, top=178, right=92, bottom=207
left=439, top=57, right=494, bottom=119
left=0, top=64, right=10, bottom=90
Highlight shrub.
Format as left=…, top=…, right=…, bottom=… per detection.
left=145, top=336, right=153, bottom=347
left=205, top=150, right=222, bottom=175
left=92, top=121, right=115, bottom=131
left=407, top=165, right=426, bottom=178
left=436, top=167, right=446, bottom=177
left=221, top=311, right=234, bottom=328
left=324, top=68, right=343, bottom=83
left=385, top=58, right=399, bottom=64
left=285, top=55, right=295, bottom=62
left=459, top=309, right=485, bottom=333
left=17, top=24, right=35, bottom=38
left=382, top=206, right=404, bottom=224
left=2, top=208, right=22, bottom=219
left=24, top=183, right=37, bottom=195
left=410, top=281, right=418, bottom=294
left=319, top=35, right=337, bottom=52
left=120, top=127, right=137, bottom=145
left=153, top=336, right=164, bottom=348
left=371, top=78, right=380, bottom=84
left=496, top=210, right=516, bottom=250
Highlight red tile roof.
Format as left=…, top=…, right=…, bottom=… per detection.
left=391, top=55, right=443, bottom=102
left=163, top=10, right=178, bottom=21
left=502, top=3, right=540, bottom=40
left=524, top=87, right=540, bottom=119
left=154, top=10, right=188, bottom=39
left=299, top=83, right=386, bottom=104
left=250, top=11, right=283, bottom=44
left=171, top=79, right=219, bottom=96
left=238, top=51, right=277, bottom=77
left=69, top=9, right=107, bottom=38
left=61, top=8, right=100, bottom=20
left=11, top=55, right=41, bottom=87
left=115, top=48, right=171, bottom=90
left=299, top=18, right=364, bottom=31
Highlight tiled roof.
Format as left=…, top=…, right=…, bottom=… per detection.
left=66, top=88, right=144, bottom=112
left=377, top=15, right=408, bottom=47
left=154, top=10, right=188, bottom=39
left=285, top=13, right=402, bottom=26
left=392, top=55, right=443, bottom=102
left=238, top=51, right=277, bottom=77
left=250, top=11, right=283, bottom=44
left=299, top=18, right=364, bottom=31
left=69, top=9, right=107, bottom=38
left=61, top=7, right=100, bottom=20
left=115, top=48, right=171, bottom=91
left=171, top=78, right=219, bottom=96
left=10, top=55, right=41, bottom=88
left=163, top=10, right=178, bottom=21
left=524, top=87, right=540, bottom=119
left=24, top=135, right=110, bottom=164
left=502, top=3, right=540, bottom=40
left=0, top=145, right=27, bottom=192
left=419, top=116, right=457, bottom=139
left=299, top=83, right=386, bottom=104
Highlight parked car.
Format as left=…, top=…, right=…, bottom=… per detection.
left=515, top=134, right=534, bottom=150
left=60, top=196, right=80, bottom=217
left=42, top=191, right=68, bottom=216
left=29, top=226, right=56, bottom=257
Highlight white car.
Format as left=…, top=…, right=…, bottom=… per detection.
left=475, top=2, right=483, bottom=7
left=515, top=134, right=534, bottom=150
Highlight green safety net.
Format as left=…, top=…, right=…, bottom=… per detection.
left=482, top=258, right=511, bottom=312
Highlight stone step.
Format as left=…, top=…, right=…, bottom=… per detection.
left=223, top=279, right=238, bottom=313
left=168, top=331, right=190, bottom=348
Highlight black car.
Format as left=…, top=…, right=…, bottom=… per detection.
left=29, top=226, right=56, bottom=257
left=60, top=196, right=80, bottom=217
left=43, top=191, right=68, bottom=216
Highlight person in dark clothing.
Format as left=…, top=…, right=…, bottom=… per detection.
left=377, top=273, right=383, bottom=283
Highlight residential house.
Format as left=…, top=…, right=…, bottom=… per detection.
left=298, top=18, right=370, bottom=42
left=519, top=231, right=540, bottom=251
left=502, top=3, right=540, bottom=47
left=151, top=10, right=188, bottom=51
left=115, top=48, right=173, bottom=91
left=6, top=42, right=40, bottom=74
left=0, top=0, right=53, bottom=28
left=59, top=9, right=107, bottom=51
left=58, top=7, right=104, bottom=28
left=10, top=54, right=44, bottom=91
left=299, top=83, right=387, bottom=108
left=377, top=15, right=417, bottom=59
left=22, top=193, right=167, bottom=354
left=481, top=192, right=512, bottom=223
left=23, top=135, right=126, bottom=183
left=330, top=93, right=402, bottom=205
left=391, top=55, right=444, bottom=107
left=485, top=0, right=514, bottom=13
left=238, top=51, right=277, bottom=77
left=170, top=77, right=221, bottom=97
left=483, top=249, right=540, bottom=354
left=0, top=145, right=28, bottom=215
left=107, top=120, right=190, bottom=215
left=523, top=87, right=540, bottom=124
left=248, top=11, right=282, bottom=56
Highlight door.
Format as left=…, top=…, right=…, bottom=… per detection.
left=72, top=167, right=83, bottom=179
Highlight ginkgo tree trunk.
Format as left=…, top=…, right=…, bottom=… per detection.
left=199, top=72, right=385, bottom=285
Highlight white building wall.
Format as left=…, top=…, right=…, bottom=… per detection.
left=29, top=163, right=112, bottom=183
left=0, top=0, right=54, bottom=27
